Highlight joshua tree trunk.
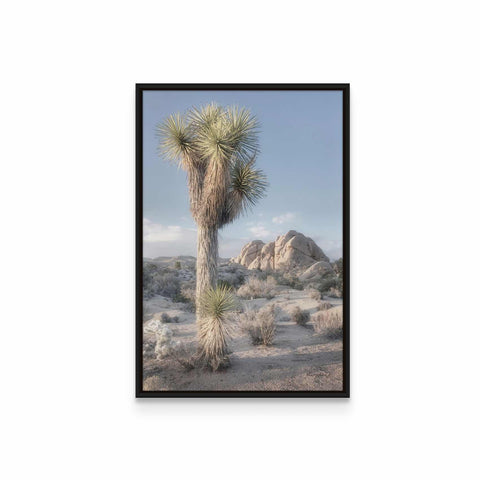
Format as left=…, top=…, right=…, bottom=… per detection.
left=195, top=225, right=218, bottom=314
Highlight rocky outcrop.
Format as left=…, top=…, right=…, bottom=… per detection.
left=298, top=261, right=333, bottom=282
left=231, top=230, right=330, bottom=274
left=231, top=240, right=265, bottom=267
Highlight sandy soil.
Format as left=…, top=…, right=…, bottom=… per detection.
left=143, top=286, right=343, bottom=392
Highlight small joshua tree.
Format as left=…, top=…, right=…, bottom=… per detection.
left=158, top=104, right=267, bottom=368
left=197, top=284, right=236, bottom=370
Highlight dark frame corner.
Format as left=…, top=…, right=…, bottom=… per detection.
left=136, top=84, right=350, bottom=398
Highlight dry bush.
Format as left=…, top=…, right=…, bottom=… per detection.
left=239, top=304, right=276, bottom=346
left=143, top=264, right=181, bottom=299
left=173, top=285, right=196, bottom=312
left=160, top=312, right=179, bottom=323
left=307, top=288, right=322, bottom=301
left=180, top=285, right=196, bottom=303
left=269, top=272, right=303, bottom=290
left=237, top=276, right=275, bottom=299
left=218, top=268, right=246, bottom=288
left=291, top=306, right=310, bottom=327
left=169, top=341, right=196, bottom=371
left=266, top=275, right=277, bottom=286
left=317, top=301, right=333, bottom=311
left=312, top=310, right=343, bottom=339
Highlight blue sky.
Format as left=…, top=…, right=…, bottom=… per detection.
left=143, top=90, right=343, bottom=260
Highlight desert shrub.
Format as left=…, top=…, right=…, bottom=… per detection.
left=317, top=301, right=333, bottom=311
left=312, top=310, right=343, bottom=339
left=169, top=341, right=196, bottom=371
left=332, top=258, right=343, bottom=292
left=333, top=258, right=343, bottom=275
left=318, top=275, right=342, bottom=294
left=266, top=275, right=277, bottom=286
left=237, top=276, right=275, bottom=299
left=143, top=263, right=181, bottom=299
left=223, top=264, right=238, bottom=274
left=239, top=304, right=276, bottom=346
left=160, top=312, right=179, bottom=323
left=251, top=270, right=268, bottom=281
left=181, top=285, right=196, bottom=303
left=174, top=261, right=181, bottom=270
left=198, top=285, right=236, bottom=371
left=270, top=272, right=303, bottom=290
left=217, top=279, right=236, bottom=291
left=218, top=269, right=246, bottom=288
left=173, top=284, right=196, bottom=309
left=291, top=306, right=310, bottom=327
left=307, top=288, right=322, bottom=301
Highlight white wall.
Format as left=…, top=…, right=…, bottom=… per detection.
left=1, top=1, right=479, bottom=479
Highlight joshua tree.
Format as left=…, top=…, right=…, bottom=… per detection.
left=158, top=104, right=267, bottom=367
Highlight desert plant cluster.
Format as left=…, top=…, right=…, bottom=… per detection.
left=312, top=309, right=343, bottom=339
left=236, top=275, right=276, bottom=299
left=238, top=304, right=277, bottom=346
left=291, top=306, right=310, bottom=327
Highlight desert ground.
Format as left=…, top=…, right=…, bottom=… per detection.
left=142, top=231, right=344, bottom=392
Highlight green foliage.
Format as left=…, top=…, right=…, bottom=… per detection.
left=318, top=275, right=342, bottom=294
left=198, top=285, right=236, bottom=371
left=174, top=261, right=181, bottom=270
left=157, top=103, right=267, bottom=227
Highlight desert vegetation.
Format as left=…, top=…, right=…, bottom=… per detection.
left=317, top=301, right=333, bottom=311
left=236, top=276, right=276, bottom=299
left=312, top=308, right=343, bottom=339
left=197, top=284, right=236, bottom=370
left=291, top=306, right=310, bottom=327
left=238, top=304, right=277, bottom=346
left=158, top=103, right=267, bottom=369
left=159, top=312, right=179, bottom=323
left=143, top=263, right=181, bottom=299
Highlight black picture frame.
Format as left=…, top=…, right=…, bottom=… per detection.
left=136, top=84, right=350, bottom=398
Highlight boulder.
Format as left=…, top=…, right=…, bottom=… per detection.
left=231, top=230, right=331, bottom=274
left=231, top=240, right=265, bottom=268
left=298, top=261, right=334, bottom=282
left=275, top=231, right=329, bottom=272
left=259, top=242, right=275, bottom=270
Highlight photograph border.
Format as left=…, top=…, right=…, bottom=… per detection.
left=136, top=84, right=350, bottom=398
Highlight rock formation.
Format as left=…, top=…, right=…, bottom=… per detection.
left=298, top=261, right=333, bottom=281
left=231, top=230, right=330, bottom=274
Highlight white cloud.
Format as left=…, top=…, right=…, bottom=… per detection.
left=248, top=224, right=274, bottom=239
left=143, top=218, right=197, bottom=257
left=272, top=212, right=295, bottom=225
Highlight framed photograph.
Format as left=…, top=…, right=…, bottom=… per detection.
left=136, top=84, right=349, bottom=397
